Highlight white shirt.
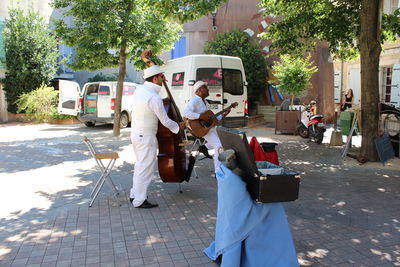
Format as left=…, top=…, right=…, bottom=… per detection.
left=136, top=81, right=179, bottom=134
left=183, top=95, right=222, bottom=121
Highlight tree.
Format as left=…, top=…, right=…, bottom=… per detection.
left=203, top=29, right=267, bottom=110
left=52, top=0, right=228, bottom=136
left=272, top=55, right=317, bottom=106
left=259, top=0, right=400, bottom=162
left=3, top=8, right=60, bottom=113
left=87, top=73, right=118, bottom=83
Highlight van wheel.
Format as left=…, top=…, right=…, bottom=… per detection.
left=120, top=112, right=129, bottom=128
left=84, top=121, right=95, bottom=127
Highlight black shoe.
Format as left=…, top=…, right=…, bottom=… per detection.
left=129, top=198, right=134, bottom=203
left=136, top=200, right=158, bottom=209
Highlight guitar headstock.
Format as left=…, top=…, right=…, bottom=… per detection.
left=231, top=102, right=239, bottom=108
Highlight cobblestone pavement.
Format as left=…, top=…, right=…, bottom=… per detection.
left=0, top=123, right=399, bottom=266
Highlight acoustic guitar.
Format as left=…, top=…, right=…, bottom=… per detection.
left=188, top=102, right=238, bottom=137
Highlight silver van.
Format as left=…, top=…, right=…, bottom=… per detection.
left=58, top=80, right=137, bottom=128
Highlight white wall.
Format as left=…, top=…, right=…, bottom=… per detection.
left=0, top=0, right=53, bottom=21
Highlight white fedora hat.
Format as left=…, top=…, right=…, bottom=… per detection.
left=143, top=65, right=164, bottom=79
left=193, top=80, right=208, bottom=91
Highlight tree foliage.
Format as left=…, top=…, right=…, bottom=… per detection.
left=87, top=72, right=118, bottom=83
left=259, top=0, right=400, bottom=60
left=204, top=29, right=267, bottom=107
left=51, top=0, right=182, bottom=71
left=3, top=8, right=60, bottom=113
left=143, top=0, right=228, bottom=23
left=272, top=55, right=317, bottom=101
left=15, top=84, right=58, bottom=122
left=259, top=0, right=362, bottom=60
left=52, top=0, right=227, bottom=136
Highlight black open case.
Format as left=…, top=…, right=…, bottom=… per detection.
left=216, top=126, right=300, bottom=203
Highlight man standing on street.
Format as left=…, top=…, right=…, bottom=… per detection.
left=130, top=65, right=185, bottom=209
left=183, top=81, right=230, bottom=173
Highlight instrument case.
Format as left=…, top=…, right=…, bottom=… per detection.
left=217, top=127, right=300, bottom=203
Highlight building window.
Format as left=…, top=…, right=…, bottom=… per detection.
left=384, top=0, right=399, bottom=14
left=382, top=66, right=392, bottom=103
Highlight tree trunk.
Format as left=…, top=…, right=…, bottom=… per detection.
left=112, top=45, right=127, bottom=136
left=359, top=0, right=381, bottom=161
left=112, top=1, right=133, bottom=136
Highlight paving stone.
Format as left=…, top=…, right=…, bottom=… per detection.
left=1, top=125, right=400, bottom=267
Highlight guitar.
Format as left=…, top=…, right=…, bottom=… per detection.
left=188, top=102, right=238, bottom=137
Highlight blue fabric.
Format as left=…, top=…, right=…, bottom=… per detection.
left=204, top=165, right=299, bottom=267
left=267, top=84, right=275, bottom=103
left=275, top=87, right=284, bottom=101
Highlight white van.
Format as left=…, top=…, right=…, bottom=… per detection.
left=57, top=80, right=137, bottom=128
left=161, top=55, right=248, bottom=126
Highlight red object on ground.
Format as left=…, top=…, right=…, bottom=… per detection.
left=249, top=136, right=279, bottom=165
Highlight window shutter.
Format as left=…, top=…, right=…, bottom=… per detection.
left=0, top=17, right=6, bottom=70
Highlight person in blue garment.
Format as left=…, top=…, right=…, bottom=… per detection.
left=205, top=147, right=299, bottom=266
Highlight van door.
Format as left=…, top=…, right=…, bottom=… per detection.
left=221, top=57, right=246, bottom=118
left=195, top=57, right=224, bottom=115
left=97, top=83, right=112, bottom=118
left=57, top=80, right=81, bottom=116
left=83, top=83, right=99, bottom=115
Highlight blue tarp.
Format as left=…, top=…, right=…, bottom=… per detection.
left=204, top=165, right=299, bottom=267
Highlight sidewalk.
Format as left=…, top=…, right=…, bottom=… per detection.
left=0, top=123, right=399, bottom=266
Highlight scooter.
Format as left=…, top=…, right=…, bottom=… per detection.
left=296, top=104, right=326, bottom=144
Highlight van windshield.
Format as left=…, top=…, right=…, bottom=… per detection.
left=196, top=68, right=243, bottom=95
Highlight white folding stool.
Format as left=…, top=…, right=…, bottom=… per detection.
left=83, top=136, right=120, bottom=207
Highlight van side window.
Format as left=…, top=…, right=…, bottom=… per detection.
left=171, top=72, right=185, bottom=87
left=196, top=68, right=223, bottom=86
left=123, top=85, right=136, bottom=95
left=223, top=69, right=243, bottom=95
left=86, top=84, right=99, bottom=95
left=98, top=86, right=110, bottom=95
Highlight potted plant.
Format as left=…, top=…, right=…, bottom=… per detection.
left=271, top=55, right=317, bottom=134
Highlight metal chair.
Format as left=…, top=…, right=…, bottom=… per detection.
left=83, top=136, right=120, bottom=207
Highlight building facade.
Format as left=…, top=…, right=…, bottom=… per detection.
left=333, top=0, right=400, bottom=110
left=170, top=0, right=335, bottom=121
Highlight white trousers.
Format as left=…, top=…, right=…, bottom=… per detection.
left=130, top=132, right=157, bottom=207
left=204, top=127, right=222, bottom=172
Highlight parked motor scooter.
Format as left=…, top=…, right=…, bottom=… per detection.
left=296, top=102, right=326, bottom=144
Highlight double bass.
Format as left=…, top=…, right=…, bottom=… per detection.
left=140, top=50, right=194, bottom=183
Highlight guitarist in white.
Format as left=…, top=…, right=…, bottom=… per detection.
left=183, top=81, right=231, bottom=173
